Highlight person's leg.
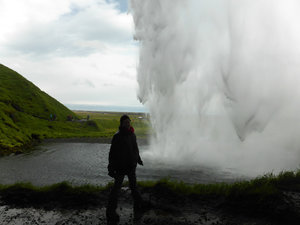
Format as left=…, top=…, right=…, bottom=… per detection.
left=106, top=174, right=124, bottom=220
left=127, top=169, right=142, bottom=208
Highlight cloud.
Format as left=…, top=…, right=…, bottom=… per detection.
left=0, top=46, right=139, bottom=106
left=0, top=0, right=142, bottom=108
left=1, top=0, right=134, bottom=58
left=72, top=79, right=96, bottom=88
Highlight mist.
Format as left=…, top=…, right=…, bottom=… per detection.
left=130, top=0, right=300, bottom=175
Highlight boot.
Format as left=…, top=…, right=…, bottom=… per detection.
left=106, top=209, right=120, bottom=225
left=133, top=199, right=151, bottom=220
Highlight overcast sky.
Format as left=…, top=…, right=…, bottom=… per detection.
left=0, top=0, right=144, bottom=110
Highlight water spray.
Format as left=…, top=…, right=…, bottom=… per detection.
left=131, top=0, right=300, bottom=175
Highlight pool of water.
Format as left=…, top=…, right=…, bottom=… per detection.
left=0, top=142, right=247, bottom=186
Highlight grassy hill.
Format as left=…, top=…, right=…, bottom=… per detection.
left=0, top=64, right=101, bottom=155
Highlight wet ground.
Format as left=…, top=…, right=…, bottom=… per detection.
left=0, top=197, right=267, bottom=225
left=1, top=186, right=299, bottom=225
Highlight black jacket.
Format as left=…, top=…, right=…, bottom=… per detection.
left=108, top=128, right=142, bottom=173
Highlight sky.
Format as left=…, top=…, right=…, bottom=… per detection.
left=0, top=0, right=144, bottom=111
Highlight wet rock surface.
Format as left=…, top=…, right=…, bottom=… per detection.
left=0, top=205, right=107, bottom=225
left=1, top=186, right=299, bottom=225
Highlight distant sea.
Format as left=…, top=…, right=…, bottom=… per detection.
left=66, top=104, right=148, bottom=113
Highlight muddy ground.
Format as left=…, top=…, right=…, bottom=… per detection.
left=1, top=184, right=300, bottom=225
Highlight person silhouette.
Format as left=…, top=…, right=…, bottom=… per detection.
left=106, top=115, right=144, bottom=224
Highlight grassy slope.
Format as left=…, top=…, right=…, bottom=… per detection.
left=0, top=64, right=100, bottom=155
left=0, top=64, right=150, bottom=155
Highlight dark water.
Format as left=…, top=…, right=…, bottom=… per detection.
left=0, top=142, right=247, bottom=186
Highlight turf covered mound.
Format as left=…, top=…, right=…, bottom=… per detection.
left=0, top=64, right=97, bottom=155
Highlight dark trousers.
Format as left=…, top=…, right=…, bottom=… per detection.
left=107, top=169, right=142, bottom=212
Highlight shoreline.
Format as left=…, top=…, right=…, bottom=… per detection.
left=0, top=136, right=150, bottom=157
left=43, top=136, right=150, bottom=145
left=43, top=137, right=112, bottom=144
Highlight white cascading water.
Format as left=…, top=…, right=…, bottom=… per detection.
left=130, top=0, right=300, bottom=175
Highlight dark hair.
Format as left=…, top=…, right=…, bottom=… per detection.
left=120, top=114, right=131, bottom=124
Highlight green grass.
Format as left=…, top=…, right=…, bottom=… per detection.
left=139, top=170, right=300, bottom=219
left=0, top=64, right=83, bottom=154
left=0, top=181, right=109, bottom=194
left=0, top=171, right=299, bottom=211
left=0, top=181, right=111, bottom=209
left=0, top=64, right=76, bottom=121
left=138, top=170, right=300, bottom=197
left=75, top=111, right=151, bottom=137
left=0, top=64, right=151, bottom=155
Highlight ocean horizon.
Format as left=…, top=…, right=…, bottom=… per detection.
left=65, top=104, right=148, bottom=113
